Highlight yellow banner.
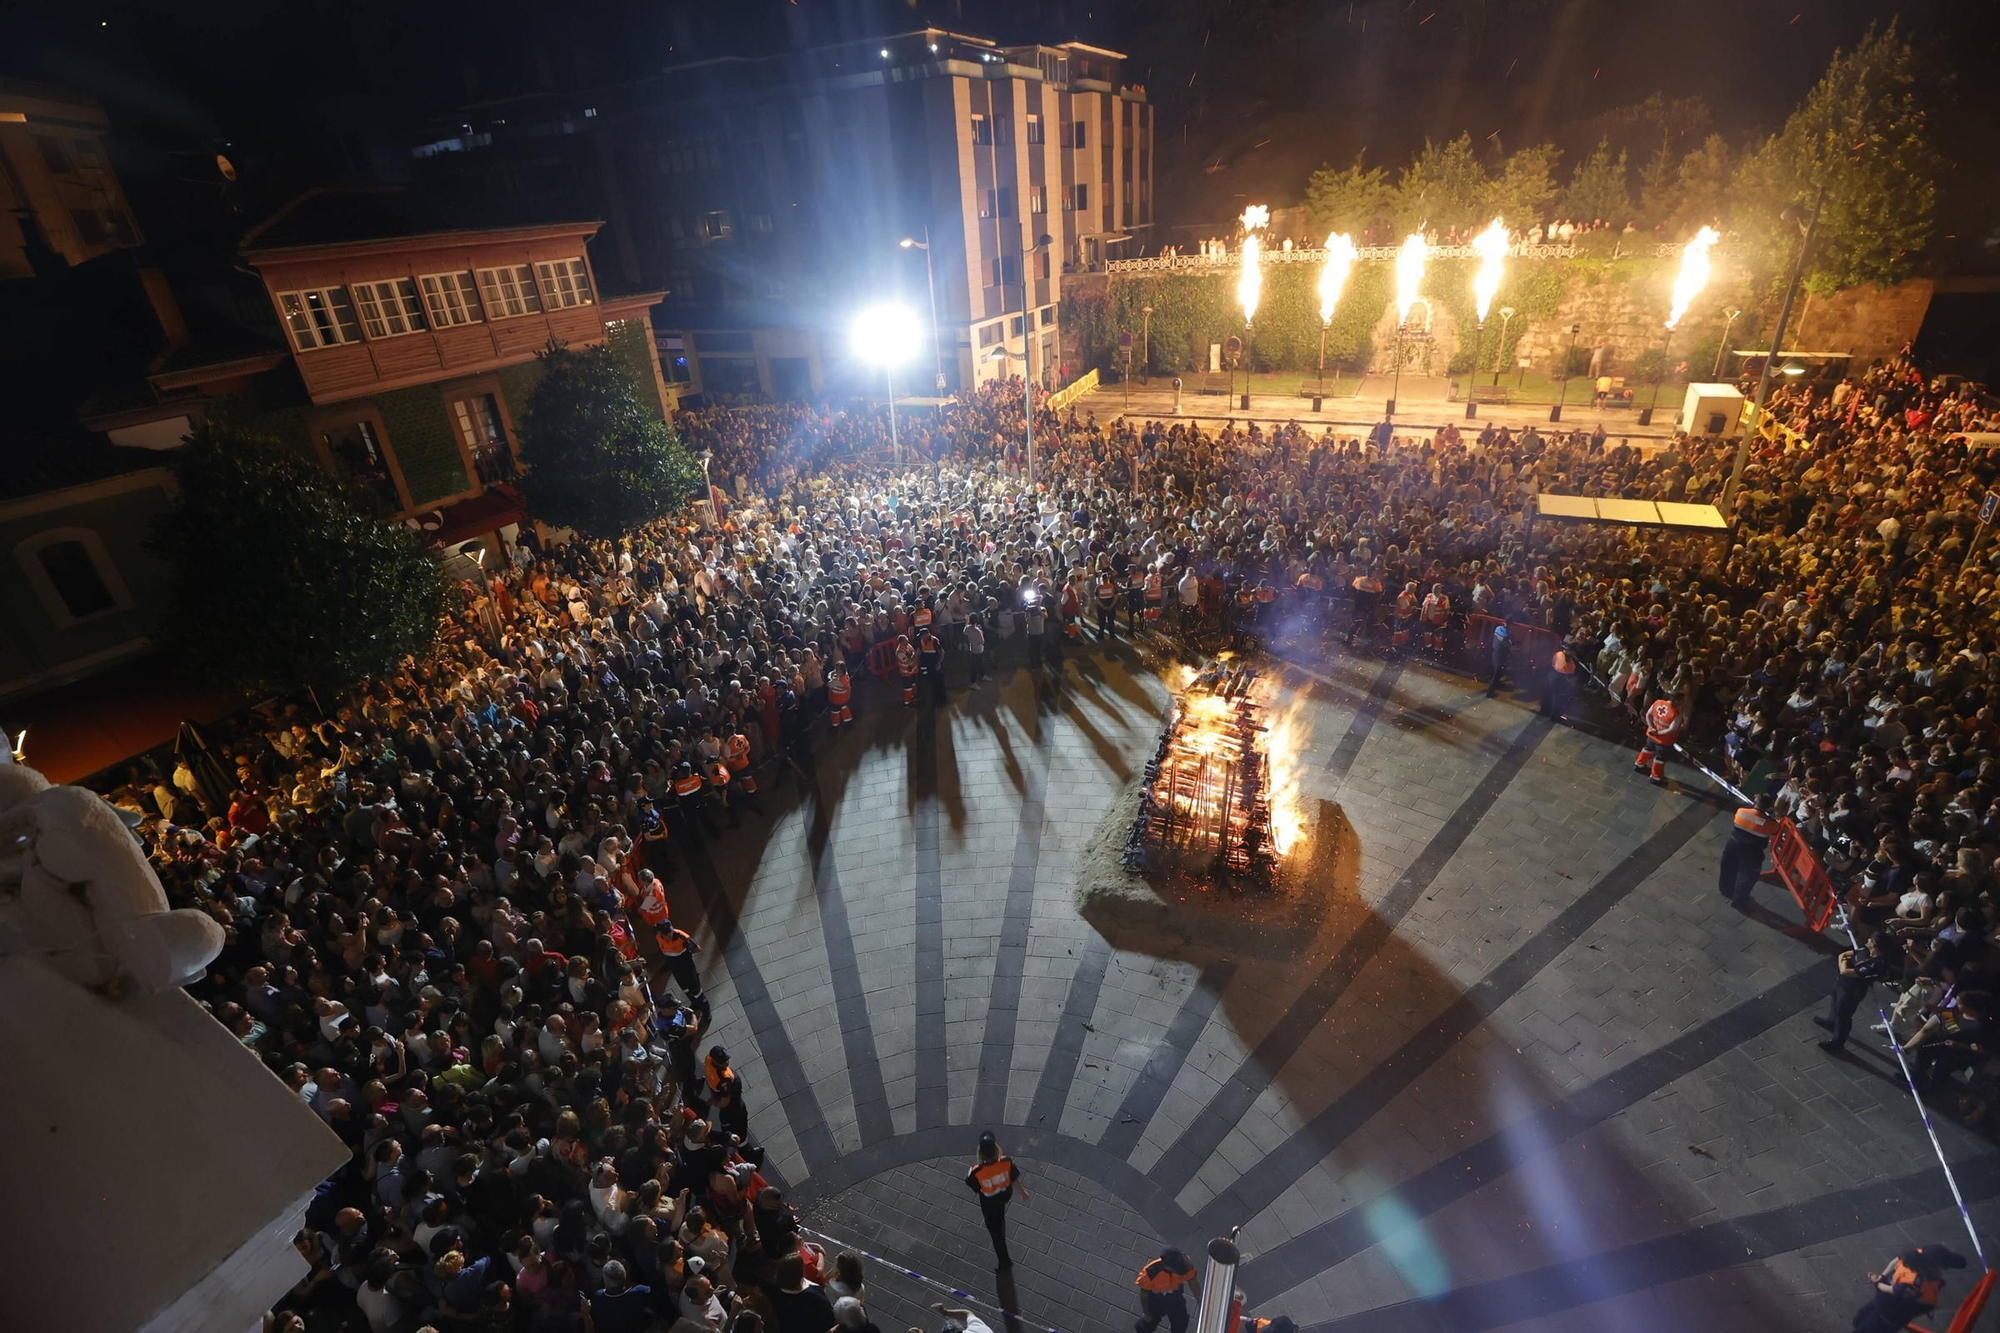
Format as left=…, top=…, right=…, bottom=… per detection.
left=1046, top=368, right=1099, bottom=413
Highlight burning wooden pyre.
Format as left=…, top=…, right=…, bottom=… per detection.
left=1123, top=656, right=1279, bottom=889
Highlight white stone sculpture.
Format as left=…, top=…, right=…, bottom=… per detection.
left=0, top=730, right=224, bottom=994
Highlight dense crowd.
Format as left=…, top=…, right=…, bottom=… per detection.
left=97, top=348, right=2000, bottom=1333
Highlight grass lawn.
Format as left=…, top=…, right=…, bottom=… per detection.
left=1443, top=368, right=1689, bottom=408
left=1123, top=369, right=1367, bottom=399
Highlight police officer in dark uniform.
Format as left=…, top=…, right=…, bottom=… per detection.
left=964, top=1131, right=1028, bottom=1269
left=1814, top=928, right=1900, bottom=1052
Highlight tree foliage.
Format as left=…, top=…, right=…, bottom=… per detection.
left=149, top=419, right=446, bottom=696
left=516, top=343, right=702, bottom=539
left=1394, top=134, right=1489, bottom=231
left=1731, top=21, right=1938, bottom=294
left=1562, top=140, right=1632, bottom=225
left=1303, top=153, right=1393, bottom=239
left=1659, top=134, right=1732, bottom=237
left=1486, top=144, right=1562, bottom=234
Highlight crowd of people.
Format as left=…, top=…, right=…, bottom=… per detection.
left=93, top=343, right=2000, bottom=1332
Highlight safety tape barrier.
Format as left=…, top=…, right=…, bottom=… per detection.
left=1559, top=647, right=1992, bottom=1272
left=797, top=1224, right=1077, bottom=1333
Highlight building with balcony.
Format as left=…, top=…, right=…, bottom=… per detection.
left=411, top=29, right=1154, bottom=402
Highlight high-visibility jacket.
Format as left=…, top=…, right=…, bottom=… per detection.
left=970, top=1157, right=1015, bottom=1197
left=706, top=759, right=731, bottom=789
left=1144, top=570, right=1163, bottom=602
left=674, top=773, right=705, bottom=798
left=1255, top=584, right=1276, bottom=604
left=1644, top=698, right=1683, bottom=745
left=827, top=674, right=852, bottom=705
left=1135, top=1258, right=1196, bottom=1295
left=1552, top=650, right=1577, bottom=675
left=1422, top=593, right=1450, bottom=625
left=1732, top=807, right=1778, bottom=839
left=913, top=605, right=934, bottom=629
left=1352, top=576, right=1383, bottom=596
left=657, top=924, right=695, bottom=956
left=723, top=734, right=751, bottom=773
left=1884, top=1257, right=1945, bottom=1308
left=1395, top=591, right=1419, bottom=617
left=705, top=1055, right=733, bottom=1096
left=1296, top=572, right=1324, bottom=592
left=1096, top=578, right=1119, bottom=606
left=896, top=643, right=919, bottom=678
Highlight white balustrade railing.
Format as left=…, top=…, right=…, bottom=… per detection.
left=1100, top=238, right=1694, bottom=274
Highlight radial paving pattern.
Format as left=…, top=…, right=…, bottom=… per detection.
left=659, top=641, right=2000, bottom=1332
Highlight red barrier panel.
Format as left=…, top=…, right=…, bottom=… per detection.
left=864, top=641, right=898, bottom=679
left=1944, top=1267, right=1996, bottom=1333
left=1767, top=818, right=1837, bottom=932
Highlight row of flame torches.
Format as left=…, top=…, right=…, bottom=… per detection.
left=1232, top=205, right=1723, bottom=363
left=1123, top=658, right=1279, bottom=889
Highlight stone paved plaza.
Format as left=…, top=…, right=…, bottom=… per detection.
left=658, top=636, right=2000, bottom=1333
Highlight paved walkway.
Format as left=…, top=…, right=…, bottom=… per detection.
left=659, top=637, right=1999, bottom=1332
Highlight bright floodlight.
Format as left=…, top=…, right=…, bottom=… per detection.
left=851, top=304, right=922, bottom=365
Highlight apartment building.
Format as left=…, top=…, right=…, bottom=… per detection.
left=413, top=29, right=1154, bottom=401
left=0, top=78, right=144, bottom=281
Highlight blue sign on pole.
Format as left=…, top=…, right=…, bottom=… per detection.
left=1984, top=491, right=1999, bottom=526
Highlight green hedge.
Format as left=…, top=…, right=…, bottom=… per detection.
left=1063, top=255, right=1673, bottom=377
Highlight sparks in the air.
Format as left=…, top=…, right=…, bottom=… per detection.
left=1318, top=232, right=1357, bottom=326
left=1666, top=225, right=1721, bottom=329
left=1237, top=205, right=1269, bottom=326
left=1471, top=217, right=1508, bottom=323
left=1395, top=232, right=1427, bottom=327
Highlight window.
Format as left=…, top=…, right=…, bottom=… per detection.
left=477, top=265, right=544, bottom=317
left=997, top=186, right=1015, bottom=217
left=979, top=189, right=995, bottom=220
left=993, top=117, right=1011, bottom=146
left=72, top=139, right=105, bottom=171
left=1073, top=183, right=1090, bottom=211
left=750, top=213, right=774, bottom=234
left=1040, top=308, right=1055, bottom=326
left=1010, top=316, right=1024, bottom=336
left=34, top=134, right=73, bottom=174
left=1029, top=185, right=1046, bottom=215
left=1034, top=251, right=1050, bottom=281
left=37, top=540, right=116, bottom=620
left=536, top=258, right=594, bottom=308
left=659, top=334, right=691, bottom=382
left=978, top=324, right=1000, bottom=348
left=700, top=211, right=733, bottom=241
left=320, top=417, right=403, bottom=513
left=970, top=114, right=991, bottom=146
left=1001, top=255, right=1020, bottom=286
left=277, top=287, right=362, bottom=350
left=453, top=393, right=517, bottom=486
left=1073, top=121, right=1087, bottom=149
left=1026, top=113, right=1043, bottom=144
left=420, top=272, right=484, bottom=327
left=352, top=278, right=428, bottom=338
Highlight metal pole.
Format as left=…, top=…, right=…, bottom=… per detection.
left=1243, top=322, right=1253, bottom=411
left=1712, top=310, right=1739, bottom=380
left=1493, top=312, right=1512, bottom=386
left=1142, top=307, right=1153, bottom=383
left=1191, top=1235, right=1241, bottom=1333
left=1390, top=324, right=1403, bottom=417
left=1725, top=185, right=1823, bottom=511
left=1648, top=328, right=1673, bottom=416
left=1021, top=249, right=1035, bottom=488
left=1555, top=325, right=1578, bottom=420
left=886, top=364, right=900, bottom=465
left=1318, top=321, right=1327, bottom=399
left=921, top=227, right=943, bottom=394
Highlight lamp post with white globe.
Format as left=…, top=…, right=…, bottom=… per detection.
left=851, top=304, right=922, bottom=465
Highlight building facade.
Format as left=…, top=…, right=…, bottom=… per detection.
left=414, top=29, right=1154, bottom=402
left=0, top=78, right=144, bottom=282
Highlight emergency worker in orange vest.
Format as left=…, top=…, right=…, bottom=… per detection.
left=1719, top=792, right=1778, bottom=909
left=1134, top=1247, right=1201, bottom=1333
left=1243, top=1318, right=1295, bottom=1333
left=963, top=1130, right=1029, bottom=1269
left=918, top=626, right=946, bottom=705
left=826, top=662, right=854, bottom=731
left=672, top=761, right=718, bottom=839
left=1095, top=569, right=1121, bottom=637
left=1634, top=695, right=1683, bottom=785
left=1347, top=572, right=1384, bottom=648
left=723, top=728, right=765, bottom=817
left=1852, top=1245, right=1966, bottom=1332
left=1420, top=583, right=1451, bottom=654
left=652, top=920, right=706, bottom=1007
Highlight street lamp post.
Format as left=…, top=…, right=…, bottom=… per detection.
left=1019, top=232, right=1053, bottom=488
left=1141, top=305, right=1153, bottom=384
left=1643, top=329, right=1674, bottom=425
left=851, top=303, right=922, bottom=466
left=1713, top=307, right=1743, bottom=380
left=1726, top=186, right=1824, bottom=511
left=899, top=230, right=946, bottom=394
left=1492, top=306, right=1515, bottom=386
left=1389, top=319, right=1406, bottom=419
left=1317, top=319, right=1329, bottom=402
left=1552, top=323, right=1580, bottom=422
